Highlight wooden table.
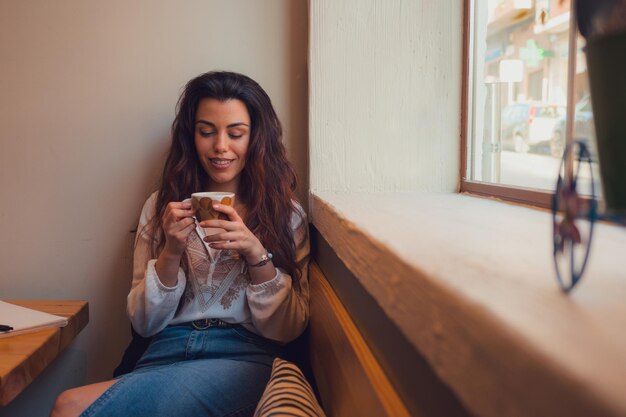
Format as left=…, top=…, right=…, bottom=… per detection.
left=0, top=300, right=89, bottom=406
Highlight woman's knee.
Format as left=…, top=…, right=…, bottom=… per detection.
left=50, top=387, right=85, bottom=417
left=50, top=380, right=116, bottom=417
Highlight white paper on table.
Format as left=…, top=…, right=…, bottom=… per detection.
left=0, top=301, right=68, bottom=339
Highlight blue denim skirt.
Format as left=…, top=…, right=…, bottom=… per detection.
left=80, top=324, right=283, bottom=417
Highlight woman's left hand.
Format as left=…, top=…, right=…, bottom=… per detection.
left=199, top=203, right=265, bottom=264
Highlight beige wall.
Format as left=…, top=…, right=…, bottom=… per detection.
left=0, top=1, right=307, bottom=416
left=309, top=0, right=462, bottom=193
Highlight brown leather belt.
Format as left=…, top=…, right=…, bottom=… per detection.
left=190, top=318, right=233, bottom=330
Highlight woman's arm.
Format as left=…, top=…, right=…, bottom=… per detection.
left=126, top=193, right=188, bottom=337
left=154, top=200, right=196, bottom=286
left=244, top=208, right=311, bottom=343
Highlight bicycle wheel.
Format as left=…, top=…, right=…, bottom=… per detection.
left=551, top=140, right=597, bottom=292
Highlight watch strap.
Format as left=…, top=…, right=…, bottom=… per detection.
left=247, top=251, right=273, bottom=267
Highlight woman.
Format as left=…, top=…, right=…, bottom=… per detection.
left=51, top=71, right=309, bottom=417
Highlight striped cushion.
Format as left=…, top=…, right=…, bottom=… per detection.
left=254, top=357, right=326, bottom=417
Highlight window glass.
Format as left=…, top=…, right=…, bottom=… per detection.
left=467, top=0, right=599, bottom=194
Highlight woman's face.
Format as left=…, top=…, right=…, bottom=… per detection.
left=194, top=98, right=251, bottom=193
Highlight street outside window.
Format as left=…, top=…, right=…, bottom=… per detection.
left=466, top=0, right=598, bottom=196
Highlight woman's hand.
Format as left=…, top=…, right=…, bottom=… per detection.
left=161, top=201, right=196, bottom=257
left=200, top=203, right=265, bottom=265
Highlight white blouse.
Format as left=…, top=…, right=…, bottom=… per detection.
left=127, top=191, right=310, bottom=343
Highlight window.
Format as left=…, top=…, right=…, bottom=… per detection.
left=462, top=0, right=598, bottom=207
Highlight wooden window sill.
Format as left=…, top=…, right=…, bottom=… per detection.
left=309, top=191, right=626, bottom=417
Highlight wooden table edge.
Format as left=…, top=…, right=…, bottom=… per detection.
left=0, top=300, right=89, bottom=406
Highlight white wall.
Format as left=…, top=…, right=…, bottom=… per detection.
left=309, top=0, right=462, bottom=193
left=0, top=1, right=308, bottom=416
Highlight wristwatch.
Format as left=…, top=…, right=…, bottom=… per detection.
left=247, top=250, right=273, bottom=267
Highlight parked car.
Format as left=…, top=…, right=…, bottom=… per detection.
left=501, top=102, right=566, bottom=153
left=550, top=95, right=596, bottom=159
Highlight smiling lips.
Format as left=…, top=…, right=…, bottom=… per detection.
left=209, top=158, right=234, bottom=170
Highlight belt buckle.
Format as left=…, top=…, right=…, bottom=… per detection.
left=191, top=318, right=219, bottom=330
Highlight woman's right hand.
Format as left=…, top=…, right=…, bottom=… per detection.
left=161, top=201, right=196, bottom=257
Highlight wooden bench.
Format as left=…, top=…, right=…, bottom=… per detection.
left=307, top=262, right=411, bottom=417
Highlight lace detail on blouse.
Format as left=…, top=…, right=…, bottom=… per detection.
left=182, top=230, right=248, bottom=312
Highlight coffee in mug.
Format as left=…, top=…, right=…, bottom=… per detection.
left=190, top=192, right=235, bottom=221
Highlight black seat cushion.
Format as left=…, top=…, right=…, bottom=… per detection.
left=112, top=327, right=152, bottom=378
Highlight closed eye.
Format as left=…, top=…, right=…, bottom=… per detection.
left=199, top=131, right=216, bottom=137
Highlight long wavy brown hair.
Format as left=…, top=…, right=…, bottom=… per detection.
left=146, top=71, right=303, bottom=285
